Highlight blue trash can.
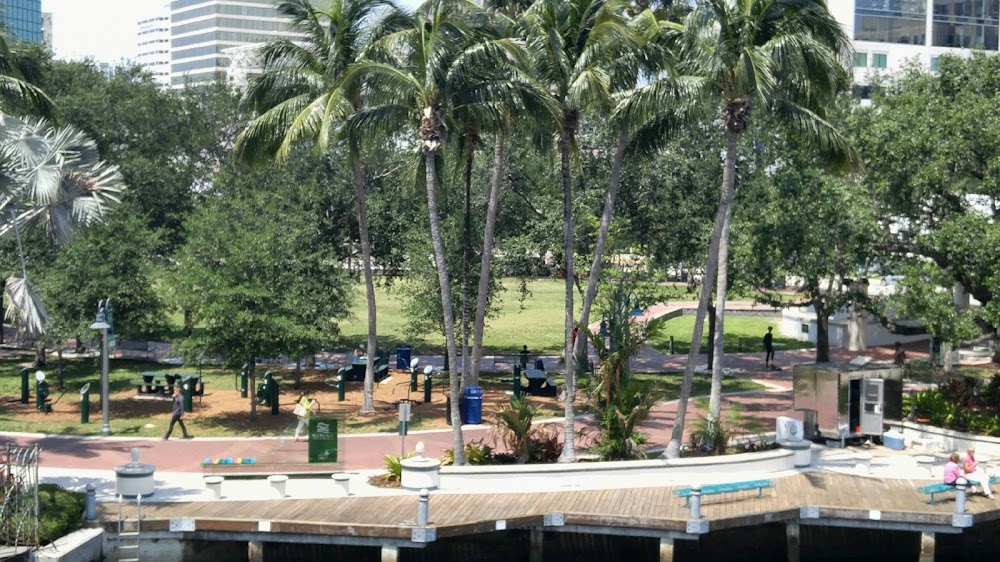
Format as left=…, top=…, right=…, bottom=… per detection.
left=463, top=386, right=483, bottom=424
left=396, top=345, right=412, bottom=369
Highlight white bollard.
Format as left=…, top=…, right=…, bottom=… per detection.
left=204, top=476, right=224, bottom=499
left=267, top=474, right=288, bottom=498
left=332, top=473, right=351, bottom=496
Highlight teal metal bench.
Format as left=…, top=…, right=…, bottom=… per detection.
left=919, top=476, right=999, bottom=504
left=674, top=479, right=775, bottom=506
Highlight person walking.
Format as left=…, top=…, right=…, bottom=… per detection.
left=294, top=393, right=317, bottom=442
left=163, top=386, right=191, bottom=440
left=763, top=326, right=775, bottom=369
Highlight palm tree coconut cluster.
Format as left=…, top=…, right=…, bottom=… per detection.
left=238, top=0, right=854, bottom=463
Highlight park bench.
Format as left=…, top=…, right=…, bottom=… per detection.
left=919, top=476, right=1000, bottom=504
left=674, top=479, right=776, bottom=507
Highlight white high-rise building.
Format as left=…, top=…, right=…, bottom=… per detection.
left=138, top=3, right=171, bottom=87
left=831, top=1, right=1000, bottom=84
left=170, top=0, right=301, bottom=89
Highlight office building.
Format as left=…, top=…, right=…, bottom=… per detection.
left=41, top=10, right=50, bottom=49
left=831, top=1, right=1000, bottom=83
left=0, top=0, right=42, bottom=44
left=138, top=4, right=171, bottom=87
left=170, top=0, right=300, bottom=89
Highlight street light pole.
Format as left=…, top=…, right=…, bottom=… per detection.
left=100, top=326, right=110, bottom=436
left=90, top=298, right=112, bottom=437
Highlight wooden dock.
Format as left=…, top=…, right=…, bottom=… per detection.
left=97, top=472, right=1000, bottom=545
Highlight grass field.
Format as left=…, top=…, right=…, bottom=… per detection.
left=335, top=279, right=581, bottom=355
left=649, top=315, right=814, bottom=355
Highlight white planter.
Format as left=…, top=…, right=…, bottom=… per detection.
left=401, top=457, right=441, bottom=491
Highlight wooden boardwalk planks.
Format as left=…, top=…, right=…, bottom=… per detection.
left=98, top=472, right=1000, bottom=540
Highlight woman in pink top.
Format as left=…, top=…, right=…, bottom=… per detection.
left=961, top=448, right=993, bottom=499
left=944, top=453, right=966, bottom=486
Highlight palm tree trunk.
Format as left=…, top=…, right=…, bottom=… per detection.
left=706, top=301, right=715, bottom=369
left=665, top=129, right=739, bottom=458
left=471, top=135, right=505, bottom=386
left=424, top=152, right=466, bottom=465
left=708, top=164, right=736, bottom=423
left=352, top=150, right=377, bottom=416
left=461, top=133, right=476, bottom=387
left=573, top=132, right=627, bottom=372
left=559, top=121, right=576, bottom=463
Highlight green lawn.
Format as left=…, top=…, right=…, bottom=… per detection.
left=649, top=315, right=814, bottom=355
left=335, top=279, right=581, bottom=355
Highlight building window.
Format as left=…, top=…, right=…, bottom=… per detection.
left=853, top=52, right=869, bottom=67
left=872, top=53, right=888, bottom=68
left=854, top=0, right=928, bottom=45
left=930, top=56, right=941, bottom=71
left=801, top=324, right=810, bottom=335
left=931, top=0, right=1000, bottom=50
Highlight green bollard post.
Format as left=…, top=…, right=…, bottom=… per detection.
left=270, top=377, right=279, bottom=416
left=183, top=378, right=194, bottom=413
left=410, top=368, right=418, bottom=392
left=20, top=368, right=29, bottom=404
left=423, top=372, right=432, bottom=403
left=337, top=374, right=345, bottom=401
left=36, top=379, right=49, bottom=412
left=513, top=365, right=522, bottom=399
left=80, top=383, right=91, bottom=424
left=239, top=363, right=249, bottom=398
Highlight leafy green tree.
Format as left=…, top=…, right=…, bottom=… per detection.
left=236, top=0, right=404, bottom=415
left=641, top=0, right=854, bottom=458
left=167, top=157, right=350, bottom=420
left=853, top=55, right=1000, bottom=342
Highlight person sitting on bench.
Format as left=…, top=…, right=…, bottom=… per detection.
left=944, top=452, right=978, bottom=493
left=534, top=357, right=544, bottom=371
left=962, top=448, right=994, bottom=499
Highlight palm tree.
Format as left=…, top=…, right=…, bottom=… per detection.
left=571, top=8, right=680, bottom=390
left=0, top=32, right=52, bottom=115
left=350, top=0, right=533, bottom=464
left=521, top=0, right=644, bottom=462
left=236, top=0, right=405, bottom=416
left=657, top=0, right=854, bottom=458
left=0, top=115, right=125, bottom=336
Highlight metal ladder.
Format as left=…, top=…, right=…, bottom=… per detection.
left=116, top=494, right=142, bottom=562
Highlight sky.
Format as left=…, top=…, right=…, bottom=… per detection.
left=41, top=0, right=167, bottom=63
left=40, top=0, right=425, bottom=64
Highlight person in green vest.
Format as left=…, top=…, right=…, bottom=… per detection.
left=293, top=393, right=317, bottom=442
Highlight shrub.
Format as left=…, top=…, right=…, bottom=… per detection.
left=37, top=484, right=84, bottom=545
left=492, top=396, right=538, bottom=464
left=382, top=452, right=412, bottom=483
left=441, top=439, right=497, bottom=466
left=528, top=423, right=563, bottom=463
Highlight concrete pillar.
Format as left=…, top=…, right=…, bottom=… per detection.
left=529, top=528, right=544, bottom=562
left=786, top=522, right=800, bottom=562
left=659, top=538, right=675, bottom=562
left=381, top=545, right=399, bottom=562
left=248, top=541, right=264, bottom=562
left=919, top=532, right=935, bottom=562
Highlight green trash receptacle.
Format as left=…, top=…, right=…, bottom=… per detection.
left=183, top=377, right=194, bottom=413
left=20, top=368, right=29, bottom=404
left=307, top=418, right=338, bottom=463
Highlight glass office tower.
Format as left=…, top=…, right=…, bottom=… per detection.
left=0, top=0, right=42, bottom=44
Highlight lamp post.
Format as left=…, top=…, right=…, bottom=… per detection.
left=90, top=298, right=111, bottom=436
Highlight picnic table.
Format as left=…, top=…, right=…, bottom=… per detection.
left=524, top=369, right=557, bottom=397
left=132, top=373, right=205, bottom=397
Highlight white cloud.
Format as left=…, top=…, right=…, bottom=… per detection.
left=42, top=0, right=166, bottom=63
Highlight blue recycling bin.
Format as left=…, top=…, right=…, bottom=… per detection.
left=396, top=345, right=412, bottom=369
left=463, top=385, right=483, bottom=424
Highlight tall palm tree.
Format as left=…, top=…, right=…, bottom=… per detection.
left=236, top=0, right=405, bottom=416
left=0, top=115, right=125, bottom=336
left=521, top=0, right=644, bottom=462
left=350, top=0, right=533, bottom=464
left=657, top=0, right=854, bottom=458
left=571, top=8, right=679, bottom=391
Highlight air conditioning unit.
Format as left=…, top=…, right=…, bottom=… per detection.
left=776, top=416, right=804, bottom=441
